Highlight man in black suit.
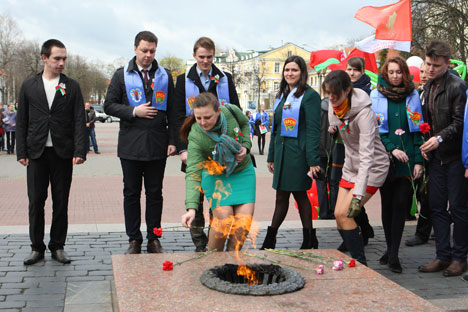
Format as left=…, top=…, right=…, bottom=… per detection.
left=16, top=39, right=87, bottom=265
left=104, top=31, right=176, bottom=254
left=174, top=36, right=240, bottom=252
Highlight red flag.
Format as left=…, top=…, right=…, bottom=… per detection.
left=310, top=50, right=343, bottom=68
left=328, top=48, right=379, bottom=74
left=354, top=0, right=412, bottom=41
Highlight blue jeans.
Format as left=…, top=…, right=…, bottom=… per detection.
left=87, top=127, right=98, bottom=152
left=428, top=156, right=468, bottom=262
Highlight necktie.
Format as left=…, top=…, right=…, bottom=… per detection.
left=142, top=70, right=149, bottom=85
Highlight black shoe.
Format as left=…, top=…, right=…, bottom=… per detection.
left=405, top=235, right=427, bottom=247
left=389, top=257, right=403, bottom=273
left=24, top=251, right=45, bottom=265
left=337, top=241, right=348, bottom=252
left=260, top=226, right=277, bottom=250
left=95, top=151, right=100, bottom=154
left=379, top=253, right=389, bottom=265
left=51, top=249, right=71, bottom=264
left=125, top=240, right=142, bottom=254
left=462, top=274, right=468, bottom=282
left=147, top=239, right=164, bottom=253
left=300, top=228, right=318, bottom=249
left=195, top=246, right=207, bottom=252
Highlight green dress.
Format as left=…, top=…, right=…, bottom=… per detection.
left=267, top=87, right=321, bottom=191
left=379, top=99, right=423, bottom=177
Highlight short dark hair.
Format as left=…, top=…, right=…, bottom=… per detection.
left=425, top=40, right=451, bottom=62
left=193, top=37, right=215, bottom=53
left=41, top=39, right=66, bottom=58
left=277, top=55, right=309, bottom=98
left=347, top=57, right=365, bottom=72
left=134, top=31, right=158, bottom=47
left=322, top=70, right=353, bottom=98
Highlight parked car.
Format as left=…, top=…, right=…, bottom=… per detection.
left=92, top=105, right=120, bottom=123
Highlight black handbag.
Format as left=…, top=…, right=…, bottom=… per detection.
left=224, top=105, right=257, bottom=168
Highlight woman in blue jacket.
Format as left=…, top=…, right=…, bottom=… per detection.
left=255, top=105, right=269, bottom=155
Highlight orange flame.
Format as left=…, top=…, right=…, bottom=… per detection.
left=195, top=161, right=260, bottom=285
left=196, top=157, right=226, bottom=175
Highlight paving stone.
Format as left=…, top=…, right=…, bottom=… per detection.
left=65, top=281, right=111, bottom=305
left=0, top=301, right=25, bottom=308
left=24, top=299, right=64, bottom=308
left=56, top=270, right=88, bottom=277
left=6, top=294, right=65, bottom=301
left=66, top=276, right=106, bottom=282
left=0, top=289, right=22, bottom=295
left=23, top=307, right=63, bottom=312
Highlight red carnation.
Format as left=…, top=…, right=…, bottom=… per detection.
left=348, top=259, right=356, bottom=267
left=162, top=260, right=173, bottom=271
left=153, top=227, right=163, bottom=237
left=419, top=122, right=431, bottom=134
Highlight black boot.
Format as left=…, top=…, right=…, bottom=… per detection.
left=339, top=228, right=367, bottom=265
left=260, top=226, right=277, bottom=250
left=355, top=206, right=374, bottom=246
left=300, top=228, right=318, bottom=249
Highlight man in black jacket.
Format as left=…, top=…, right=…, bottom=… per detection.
left=85, top=102, right=99, bottom=154
left=104, top=31, right=176, bottom=254
left=16, top=39, right=87, bottom=265
left=418, top=40, right=468, bottom=277
left=173, top=37, right=240, bottom=252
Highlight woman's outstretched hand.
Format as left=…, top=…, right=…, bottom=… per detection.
left=181, top=209, right=196, bottom=228
left=236, top=147, right=247, bottom=162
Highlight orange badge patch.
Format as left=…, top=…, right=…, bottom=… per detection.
left=283, top=118, right=297, bottom=131
left=155, top=91, right=166, bottom=104
left=187, top=97, right=195, bottom=109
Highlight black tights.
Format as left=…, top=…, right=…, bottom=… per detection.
left=257, top=133, right=266, bottom=154
left=271, top=190, right=313, bottom=229
left=380, top=178, right=412, bottom=259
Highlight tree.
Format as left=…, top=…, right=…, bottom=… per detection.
left=0, top=13, right=22, bottom=104
left=412, top=0, right=468, bottom=66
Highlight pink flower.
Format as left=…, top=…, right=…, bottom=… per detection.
left=315, top=265, right=324, bottom=275
left=394, top=129, right=406, bottom=136
left=162, top=260, right=173, bottom=271
left=332, top=260, right=344, bottom=271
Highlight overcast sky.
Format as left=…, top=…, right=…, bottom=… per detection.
left=1, top=0, right=397, bottom=64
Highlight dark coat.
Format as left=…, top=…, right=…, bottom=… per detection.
left=422, top=70, right=468, bottom=164
left=174, top=64, right=240, bottom=152
left=16, top=73, right=87, bottom=160
left=104, top=57, right=176, bottom=161
left=86, top=108, right=96, bottom=128
left=267, top=87, right=321, bottom=191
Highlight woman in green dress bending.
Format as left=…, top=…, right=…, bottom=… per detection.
left=261, top=55, right=322, bottom=250
left=180, top=93, right=255, bottom=252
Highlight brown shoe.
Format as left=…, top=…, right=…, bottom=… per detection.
left=443, top=260, right=468, bottom=277
left=147, top=239, right=164, bottom=253
left=418, top=259, right=450, bottom=273
left=125, top=240, right=141, bottom=254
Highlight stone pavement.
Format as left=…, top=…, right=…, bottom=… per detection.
left=0, top=225, right=468, bottom=311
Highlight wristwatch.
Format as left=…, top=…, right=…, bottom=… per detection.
left=437, top=135, right=443, bottom=143
left=354, top=195, right=363, bottom=201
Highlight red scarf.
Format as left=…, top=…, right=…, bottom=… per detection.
left=332, top=98, right=349, bottom=119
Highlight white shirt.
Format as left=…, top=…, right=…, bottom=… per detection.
left=42, top=75, right=60, bottom=147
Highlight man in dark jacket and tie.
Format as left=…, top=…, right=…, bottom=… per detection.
left=104, top=31, right=176, bottom=254
left=16, top=39, right=87, bottom=265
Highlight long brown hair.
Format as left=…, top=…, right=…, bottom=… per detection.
left=277, top=55, right=308, bottom=99
left=380, top=56, right=412, bottom=88
left=180, top=93, right=219, bottom=142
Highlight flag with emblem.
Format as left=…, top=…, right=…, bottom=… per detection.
left=354, top=0, right=412, bottom=41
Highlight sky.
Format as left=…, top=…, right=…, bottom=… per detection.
left=1, top=0, right=398, bottom=65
